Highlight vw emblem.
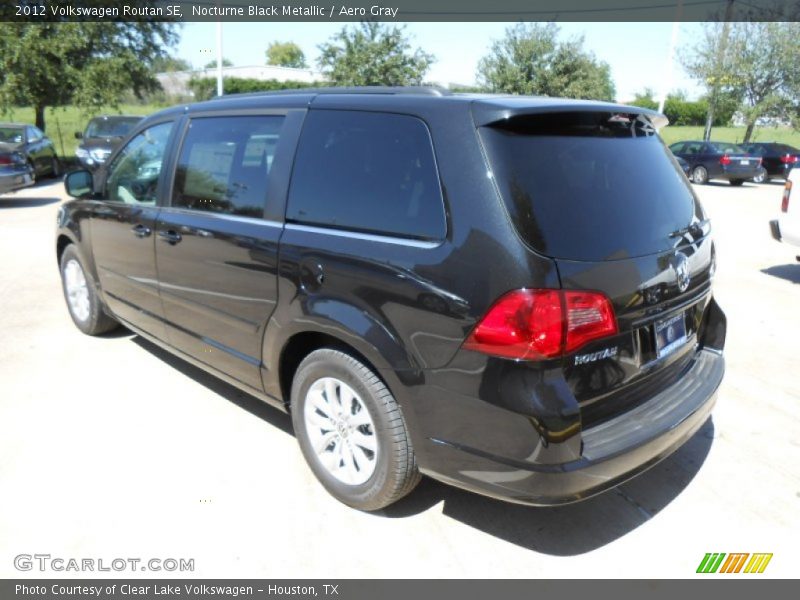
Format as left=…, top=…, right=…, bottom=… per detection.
left=673, top=252, right=691, bottom=293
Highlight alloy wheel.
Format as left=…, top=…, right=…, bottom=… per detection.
left=303, top=376, right=378, bottom=485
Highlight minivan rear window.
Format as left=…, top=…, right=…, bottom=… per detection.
left=479, top=112, right=703, bottom=261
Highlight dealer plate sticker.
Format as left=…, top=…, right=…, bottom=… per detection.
left=655, top=312, right=688, bottom=359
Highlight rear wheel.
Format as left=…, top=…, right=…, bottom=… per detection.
left=691, top=165, right=708, bottom=184
left=729, top=179, right=745, bottom=186
left=752, top=167, right=769, bottom=183
left=49, top=156, right=62, bottom=179
left=291, top=348, right=420, bottom=511
left=59, top=245, right=119, bottom=335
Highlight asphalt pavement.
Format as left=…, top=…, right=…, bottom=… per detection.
left=0, top=177, right=797, bottom=578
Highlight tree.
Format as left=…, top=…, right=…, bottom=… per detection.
left=317, top=23, right=434, bottom=86
left=683, top=22, right=800, bottom=142
left=266, top=42, right=307, bottom=69
left=152, top=55, right=191, bottom=73
left=477, top=23, right=616, bottom=101
left=0, top=22, right=178, bottom=131
left=204, top=58, right=233, bottom=69
left=628, top=88, right=658, bottom=110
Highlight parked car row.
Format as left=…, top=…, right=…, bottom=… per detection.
left=1, top=114, right=145, bottom=196
left=670, top=140, right=799, bottom=186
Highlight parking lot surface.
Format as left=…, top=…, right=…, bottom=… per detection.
left=1, top=178, right=798, bottom=578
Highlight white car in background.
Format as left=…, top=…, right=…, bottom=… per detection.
left=771, top=166, right=800, bottom=257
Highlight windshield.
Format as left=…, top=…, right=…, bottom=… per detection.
left=709, top=142, right=746, bottom=154
left=0, top=127, right=24, bottom=144
left=480, top=112, right=703, bottom=262
left=85, top=118, right=140, bottom=138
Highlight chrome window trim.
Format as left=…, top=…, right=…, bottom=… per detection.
left=284, top=223, right=442, bottom=249
left=157, top=206, right=283, bottom=228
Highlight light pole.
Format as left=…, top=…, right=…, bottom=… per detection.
left=216, top=21, right=224, bottom=97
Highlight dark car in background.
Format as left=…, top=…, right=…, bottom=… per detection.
left=740, top=142, right=799, bottom=183
left=75, top=115, right=143, bottom=171
left=0, top=122, right=61, bottom=182
left=0, top=145, right=35, bottom=195
left=56, top=88, right=725, bottom=511
left=669, top=140, right=761, bottom=185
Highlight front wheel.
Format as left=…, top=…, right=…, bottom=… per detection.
left=691, top=165, right=709, bottom=185
left=291, top=349, right=421, bottom=511
left=59, top=245, right=119, bottom=335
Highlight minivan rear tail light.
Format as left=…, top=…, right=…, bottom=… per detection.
left=783, top=180, right=792, bottom=213
left=0, top=155, right=13, bottom=166
left=463, top=289, right=618, bottom=360
left=563, top=291, right=618, bottom=353
left=719, top=154, right=732, bottom=166
left=780, top=154, right=798, bottom=164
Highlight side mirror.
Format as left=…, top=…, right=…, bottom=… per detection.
left=64, top=170, right=94, bottom=198
left=74, top=131, right=83, bottom=139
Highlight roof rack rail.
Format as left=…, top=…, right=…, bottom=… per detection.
left=217, top=85, right=453, bottom=100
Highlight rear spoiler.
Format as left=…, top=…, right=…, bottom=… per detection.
left=471, top=97, right=668, bottom=130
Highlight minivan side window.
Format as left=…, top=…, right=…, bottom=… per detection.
left=172, top=116, right=285, bottom=218
left=287, top=110, right=446, bottom=240
left=105, top=121, right=173, bottom=205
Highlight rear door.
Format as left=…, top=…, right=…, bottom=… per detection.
left=478, top=110, right=717, bottom=424
left=90, top=120, right=176, bottom=339
left=155, top=110, right=301, bottom=390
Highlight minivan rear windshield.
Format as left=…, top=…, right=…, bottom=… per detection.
left=479, top=112, right=703, bottom=262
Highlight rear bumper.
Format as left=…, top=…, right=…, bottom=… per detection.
left=719, top=169, right=759, bottom=180
left=420, top=348, right=723, bottom=506
left=0, top=169, right=34, bottom=194
left=769, top=219, right=782, bottom=242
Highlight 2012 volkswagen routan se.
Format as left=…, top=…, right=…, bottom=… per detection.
left=57, top=87, right=726, bottom=511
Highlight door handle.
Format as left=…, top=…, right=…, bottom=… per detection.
left=131, top=224, right=151, bottom=238
left=158, top=229, right=182, bottom=245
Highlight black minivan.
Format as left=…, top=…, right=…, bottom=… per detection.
left=56, top=88, right=726, bottom=511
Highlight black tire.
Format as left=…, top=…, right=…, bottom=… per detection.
left=28, top=160, right=37, bottom=183
left=752, top=167, right=769, bottom=184
left=49, top=156, right=62, bottom=179
left=729, top=179, right=745, bottom=186
left=59, top=244, right=119, bottom=335
left=691, top=165, right=708, bottom=184
left=291, top=348, right=421, bottom=511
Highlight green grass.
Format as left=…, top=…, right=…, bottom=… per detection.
left=1, top=104, right=165, bottom=160
left=659, top=125, right=800, bottom=148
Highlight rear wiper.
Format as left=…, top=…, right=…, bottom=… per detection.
left=669, top=218, right=710, bottom=239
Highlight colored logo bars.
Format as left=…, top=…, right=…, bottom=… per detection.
left=696, top=553, right=773, bottom=574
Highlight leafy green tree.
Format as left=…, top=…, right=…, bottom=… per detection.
left=204, top=58, right=233, bottom=69
left=0, top=22, right=177, bottom=131
left=152, top=56, right=191, bottom=73
left=317, top=23, right=434, bottom=86
left=628, top=88, right=658, bottom=110
left=683, top=22, right=800, bottom=142
left=477, top=23, right=616, bottom=101
left=266, top=42, right=308, bottom=69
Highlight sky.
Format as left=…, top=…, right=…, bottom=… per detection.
left=175, top=22, right=707, bottom=101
